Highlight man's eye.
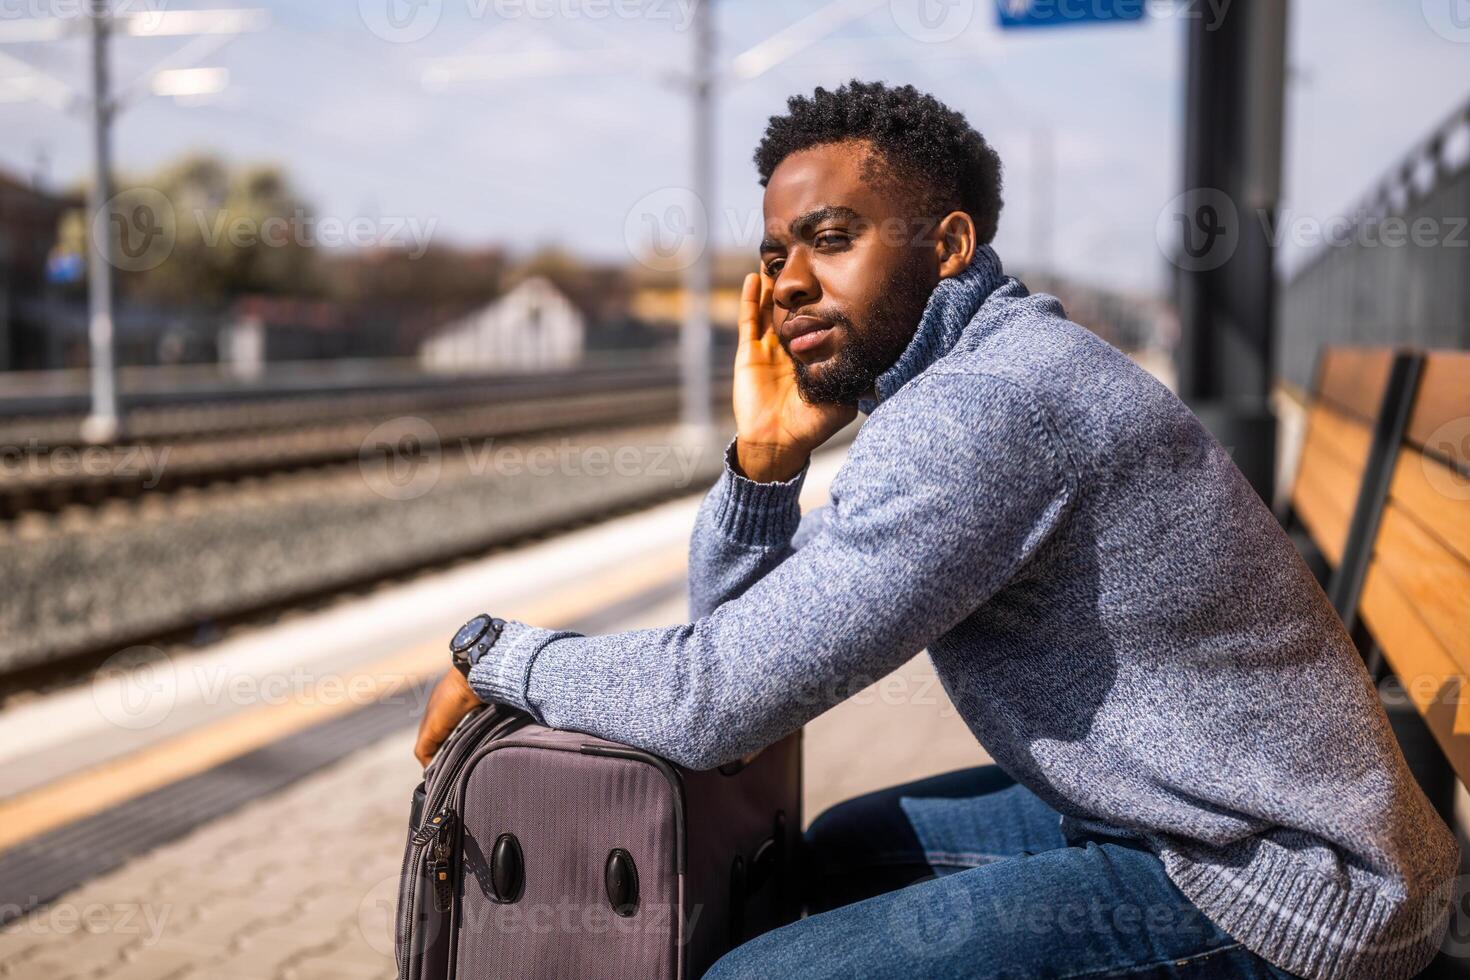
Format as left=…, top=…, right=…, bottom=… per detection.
left=764, top=259, right=784, bottom=276
left=814, top=232, right=848, bottom=249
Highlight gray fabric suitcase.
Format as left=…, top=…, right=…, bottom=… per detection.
left=396, top=705, right=802, bottom=980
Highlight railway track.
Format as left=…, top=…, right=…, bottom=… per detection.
left=0, top=365, right=732, bottom=517
left=0, top=359, right=684, bottom=440
left=0, top=462, right=714, bottom=707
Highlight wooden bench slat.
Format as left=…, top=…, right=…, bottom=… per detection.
left=1388, top=447, right=1470, bottom=569
left=1360, top=564, right=1470, bottom=784
left=1404, top=350, right=1470, bottom=454
left=1290, top=404, right=1376, bottom=565
left=1316, top=347, right=1396, bottom=424
left=1371, top=504, right=1470, bottom=673
left=1300, top=404, right=1375, bottom=475
left=1293, top=446, right=1358, bottom=566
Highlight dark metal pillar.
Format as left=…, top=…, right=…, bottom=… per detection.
left=1175, top=0, right=1289, bottom=502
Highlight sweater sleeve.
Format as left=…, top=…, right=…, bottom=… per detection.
left=467, top=373, right=1077, bottom=770
left=687, top=438, right=828, bottom=620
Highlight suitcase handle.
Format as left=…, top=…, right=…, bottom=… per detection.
left=717, top=749, right=763, bottom=777
left=728, top=811, right=788, bottom=946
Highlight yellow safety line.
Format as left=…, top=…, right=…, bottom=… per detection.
left=0, top=545, right=688, bottom=851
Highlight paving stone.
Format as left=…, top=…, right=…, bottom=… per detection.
left=2, top=537, right=971, bottom=980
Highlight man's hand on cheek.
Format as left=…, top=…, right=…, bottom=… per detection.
left=732, top=271, right=857, bottom=483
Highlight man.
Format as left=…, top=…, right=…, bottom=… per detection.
left=416, top=81, right=1456, bottom=978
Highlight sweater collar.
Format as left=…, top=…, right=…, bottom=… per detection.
left=856, top=244, right=1006, bottom=415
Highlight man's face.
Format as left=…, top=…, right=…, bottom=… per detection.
left=759, top=139, right=942, bottom=405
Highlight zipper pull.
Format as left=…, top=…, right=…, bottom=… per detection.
left=429, top=840, right=455, bottom=911
left=417, top=807, right=458, bottom=912
left=411, top=806, right=454, bottom=848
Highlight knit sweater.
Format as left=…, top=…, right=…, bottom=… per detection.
left=469, top=245, right=1458, bottom=980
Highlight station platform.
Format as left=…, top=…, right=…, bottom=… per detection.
left=0, top=443, right=987, bottom=979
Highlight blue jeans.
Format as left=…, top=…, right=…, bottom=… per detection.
left=708, top=766, right=1299, bottom=979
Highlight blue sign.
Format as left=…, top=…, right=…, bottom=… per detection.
left=46, top=251, right=84, bottom=285
left=995, top=0, right=1146, bottom=28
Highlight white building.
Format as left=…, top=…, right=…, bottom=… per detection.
left=418, top=276, right=585, bottom=372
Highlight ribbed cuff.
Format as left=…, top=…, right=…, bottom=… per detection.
left=712, top=437, right=809, bottom=547
left=1156, top=837, right=1453, bottom=980
left=466, top=620, right=572, bottom=719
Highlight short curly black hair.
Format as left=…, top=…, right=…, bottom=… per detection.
left=754, top=80, right=1004, bottom=244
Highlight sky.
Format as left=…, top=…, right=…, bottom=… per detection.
left=2, top=0, right=1468, bottom=295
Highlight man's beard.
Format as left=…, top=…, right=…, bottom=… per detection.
left=787, top=257, right=938, bottom=406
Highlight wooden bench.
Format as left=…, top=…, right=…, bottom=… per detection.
left=1286, top=346, right=1470, bottom=813
left=1355, top=351, right=1470, bottom=786
left=1287, top=347, right=1399, bottom=571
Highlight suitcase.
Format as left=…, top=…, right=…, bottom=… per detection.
left=396, top=704, right=802, bottom=980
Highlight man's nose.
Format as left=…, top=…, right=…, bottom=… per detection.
left=773, top=250, right=819, bottom=312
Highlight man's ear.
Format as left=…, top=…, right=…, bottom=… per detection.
left=933, top=211, right=977, bottom=279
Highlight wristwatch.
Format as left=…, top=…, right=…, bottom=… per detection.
left=450, top=613, right=506, bottom=678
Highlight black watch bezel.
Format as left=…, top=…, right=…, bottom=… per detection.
left=450, top=613, right=505, bottom=676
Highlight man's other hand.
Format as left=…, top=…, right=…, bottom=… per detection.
left=733, top=271, right=857, bottom=483
left=414, top=669, right=483, bottom=767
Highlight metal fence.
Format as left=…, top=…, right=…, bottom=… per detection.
left=1277, top=97, right=1470, bottom=390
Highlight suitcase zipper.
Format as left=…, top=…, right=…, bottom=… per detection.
left=397, top=710, right=529, bottom=980
left=419, top=808, right=457, bottom=913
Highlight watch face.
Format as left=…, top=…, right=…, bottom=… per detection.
left=451, top=614, right=492, bottom=655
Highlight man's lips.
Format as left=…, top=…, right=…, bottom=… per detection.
left=780, top=315, right=837, bottom=356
